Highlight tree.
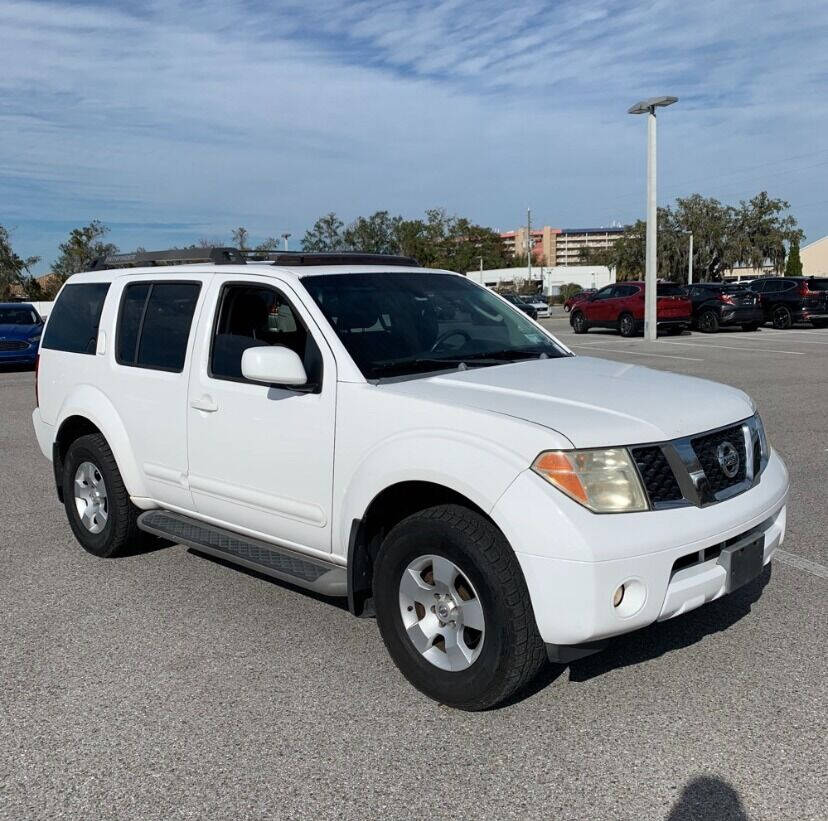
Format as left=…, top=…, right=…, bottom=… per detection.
left=52, top=221, right=117, bottom=282
left=730, top=192, right=802, bottom=274
left=302, top=213, right=345, bottom=251
left=231, top=226, right=250, bottom=251
left=0, top=225, right=40, bottom=299
left=784, top=237, right=803, bottom=277
left=343, top=211, right=401, bottom=254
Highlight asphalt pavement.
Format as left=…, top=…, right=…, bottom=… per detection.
left=1, top=322, right=826, bottom=820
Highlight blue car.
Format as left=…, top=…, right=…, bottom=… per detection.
left=0, top=302, right=44, bottom=367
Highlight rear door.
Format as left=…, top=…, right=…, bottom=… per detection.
left=656, top=283, right=688, bottom=319
left=109, top=276, right=210, bottom=509
left=186, top=274, right=337, bottom=553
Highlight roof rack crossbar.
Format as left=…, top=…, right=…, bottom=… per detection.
left=249, top=251, right=420, bottom=267
left=88, top=247, right=246, bottom=270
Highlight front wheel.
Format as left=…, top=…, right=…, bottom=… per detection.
left=373, top=505, right=546, bottom=711
left=571, top=311, right=588, bottom=334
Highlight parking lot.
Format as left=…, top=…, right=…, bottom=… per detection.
left=1, top=322, right=826, bottom=821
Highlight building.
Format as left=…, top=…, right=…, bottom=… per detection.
left=500, top=225, right=626, bottom=266
left=467, top=265, right=614, bottom=295
left=801, top=235, right=828, bottom=275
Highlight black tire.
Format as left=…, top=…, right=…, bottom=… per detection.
left=772, top=305, right=792, bottom=330
left=741, top=322, right=760, bottom=331
left=698, top=309, right=719, bottom=333
left=62, top=433, right=142, bottom=558
left=571, top=311, right=588, bottom=334
left=373, top=504, right=546, bottom=711
left=618, top=312, right=636, bottom=337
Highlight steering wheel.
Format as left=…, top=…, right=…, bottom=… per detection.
left=430, top=328, right=472, bottom=353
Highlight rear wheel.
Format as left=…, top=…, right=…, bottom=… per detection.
left=618, top=312, right=636, bottom=337
left=373, top=504, right=546, bottom=711
left=571, top=311, right=588, bottom=334
left=772, top=305, right=792, bottom=329
left=698, top=309, right=720, bottom=333
left=62, top=433, right=142, bottom=558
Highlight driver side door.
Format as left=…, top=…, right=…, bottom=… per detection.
left=584, top=285, right=617, bottom=325
left=186, top=275, right=337, bottom=554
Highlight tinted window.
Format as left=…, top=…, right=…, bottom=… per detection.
left=617, top=285, right=640, bottom=297
left=116, top=282, right=151, bottom=364
left=593, top=285, right=615, bottom=300
left=0, top=306, right=40, bottom=325
left=806, top=278, right=828, bottom=291
left=42, top=283, right=110, bottom=354
left=657, top=283, right=685, bottom=296
left=210, top=284, right=323, bottom=386
left=116, top=281, right=200, bottom=371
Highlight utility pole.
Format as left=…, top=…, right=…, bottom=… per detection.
left=688, top=232, right=694, bottom=285
left=526, top=207, right=532, bottom=285
left=628, top=96, right=678, bottom=341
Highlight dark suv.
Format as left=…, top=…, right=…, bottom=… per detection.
left=746, top=277, right=828, bottom=329
left=685, top=283, right=763, bottom=332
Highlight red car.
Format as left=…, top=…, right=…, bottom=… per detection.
left=563, top=289, right=595, bottom=312
left=569, top=282, right=691, bottom=337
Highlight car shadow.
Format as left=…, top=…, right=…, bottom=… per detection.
left=186, top=547, right=351, bottom=612
left=568, top=563, right=772, bottom=682
left=666, top=776, right=748, bottom=820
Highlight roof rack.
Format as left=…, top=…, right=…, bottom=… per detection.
left=88, top=247, right=246, bottom=270
left=86, top=247, right=419, bottom=271
left=245, top=251, right=420, bottom=267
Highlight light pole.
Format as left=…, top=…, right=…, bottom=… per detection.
left=628, top=96, right=678, bottom=340
left=281, top=232, right=291, bottom=251
left=687, top=232, right=694, bottom=285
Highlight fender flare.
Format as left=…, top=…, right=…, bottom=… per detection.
left=55, top=385, right=147, bottom=498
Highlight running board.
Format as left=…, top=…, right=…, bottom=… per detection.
left=137, top=510, right=347, bottom=597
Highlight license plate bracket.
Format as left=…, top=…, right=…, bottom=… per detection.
left=718, top=535, right=765, bottom=593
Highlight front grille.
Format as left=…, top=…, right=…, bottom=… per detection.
left=0, top=340, right=27, bottom=351
left=691, top=424, right=747, bottom=494
left=632, top=446, right=683, bottom=504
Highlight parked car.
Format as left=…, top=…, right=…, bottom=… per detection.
left=32, top=249, right=788, bottom=710
left=745, top=276, right=828, bottom=329
left=563, top=289, right=596, bottom=312
left=0, top=302, right=43, bottom=368
left=501, top=292, right=538, bottom=320
left=569, top=282, right=692, bottom=336
left=522, top=295, right=550, bottom=318
left=685, top=282, right=764, bottom=332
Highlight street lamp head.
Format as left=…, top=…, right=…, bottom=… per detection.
left=628, top=96, right=678, bottom=115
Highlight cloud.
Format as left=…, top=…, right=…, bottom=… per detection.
left=1, top=0, right=827, bottom=268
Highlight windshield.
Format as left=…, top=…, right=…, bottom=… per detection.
left=0, top=307, right=39, bottom=325
left=302, top=272, right=568, bottom=380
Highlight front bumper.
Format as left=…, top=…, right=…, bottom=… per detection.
left=492, top=449, right=789, bottom=645
left=0, top=344, right=37, bottom=365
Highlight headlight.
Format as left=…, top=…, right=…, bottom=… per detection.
left=531, top=448, right=648, bottom=513
left=27, top=334, right=41, bottom=344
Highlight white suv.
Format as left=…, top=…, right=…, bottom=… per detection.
left=32, top=248, right=789, bottom=710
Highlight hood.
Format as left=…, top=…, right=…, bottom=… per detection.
left=379, top=356, right=755, bottom=448
left=0, top=323, right=41, bottom=340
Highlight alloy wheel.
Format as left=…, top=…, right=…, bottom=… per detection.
left=74, top=461, right=109, bottom=534
left=398, top=554, right=485, bottom=672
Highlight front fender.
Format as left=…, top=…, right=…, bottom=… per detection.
left=336, top=427, right=530, bottom=553
left=56, top=384, right=147, bottom=498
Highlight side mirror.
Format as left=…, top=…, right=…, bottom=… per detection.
left=241, top=346, right=308, bottom=386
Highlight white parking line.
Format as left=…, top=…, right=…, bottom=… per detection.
left=568, top=344, right=703, bottom=362
left=655, top=340, right=805, bottom=355
left=775, top=549, right=828, bottom=579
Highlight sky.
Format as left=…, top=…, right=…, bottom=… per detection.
left=2, top=0, right=828, bottom=272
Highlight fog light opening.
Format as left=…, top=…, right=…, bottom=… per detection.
left=613, top=584, right=625, bottom=608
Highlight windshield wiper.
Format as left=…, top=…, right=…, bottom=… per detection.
left=369, top=356, right=502, bottom=379
left=462, top=348, right=559, bottom=362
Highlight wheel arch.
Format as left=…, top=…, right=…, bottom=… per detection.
left=346, top=480, right=495, bottom=617
left=53, top=387, right=146, bottom=501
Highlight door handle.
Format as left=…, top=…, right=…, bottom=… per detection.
left=190, top=395, right=219, bottom=413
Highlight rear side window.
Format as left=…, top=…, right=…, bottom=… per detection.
left=116, top=281, right=201, bottom=372
left=657, top=283, right=685, bottom=296
left=42, top=283, right=110, bottom=354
